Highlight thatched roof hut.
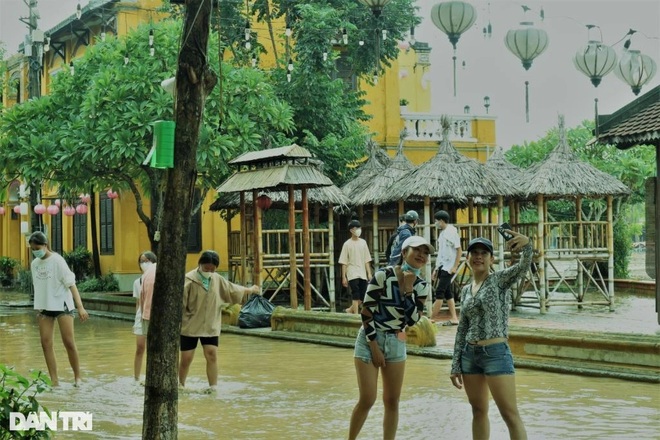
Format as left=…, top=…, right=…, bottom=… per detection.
left=485, top=146, right=525, bottom=196
left=388, top=116, right=517, bottom=204
left=516, top=116, right=631, bottom=199
left=210, top=185, right=350, bottom=211
left=346, top=131, right=416, bottom=206
left=341, top=139, right=391, bottom=197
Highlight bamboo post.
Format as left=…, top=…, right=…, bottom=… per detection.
left=240, top=192, right=246, bottom=285
left=372, top=204, right=379, bottom=267
left=497, top=196, right=504, bottom=271
left=302, top=187, right=311, bottom=310
left=576, top=196, right=583, bottom=306
left=423, top=197, right=432, bottom=315
left=398, top=200, right=404, bottom=217
left=607, top=195, right=614, bottom=311
left=328, top=204, right=335, bottom=311
left=314, top=202, right=321, bottom=296
left=288, top=186, right=298, bottom=309
left=537, top=194, right=547, bottom=313
left=252, top=189, right=262, bottom=287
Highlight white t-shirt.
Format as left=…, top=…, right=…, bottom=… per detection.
left=338, top=238, right=372, bottom=281
left=31, top=252, right=76, bottom=311
left=435, top=224, right=461, bottom=270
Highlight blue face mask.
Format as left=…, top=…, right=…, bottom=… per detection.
left=32, top=249, right=46, bottom=259
left=401, top=262, right=421, bottom=277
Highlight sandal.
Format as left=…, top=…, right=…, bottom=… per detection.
left=442, top=321, right=459, bottom=326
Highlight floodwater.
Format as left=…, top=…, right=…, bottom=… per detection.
left=1, top=307, right=658, bottom=440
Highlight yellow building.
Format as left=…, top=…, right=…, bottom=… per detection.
left=1, top=1, right=496, bottom=290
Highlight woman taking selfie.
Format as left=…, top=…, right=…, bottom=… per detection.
left=450, top=230, right=532, bottom=440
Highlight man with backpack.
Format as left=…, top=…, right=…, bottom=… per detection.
left=388, top=210, right=419, bottom=266
left=384, top=215, right=406, bottom=264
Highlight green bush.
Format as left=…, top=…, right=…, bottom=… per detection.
left=0, top=365, right=52, bottom=439
left=77, top=273, right=119, bottom=292
left=613, top=220, right=632, bottom=279
left=63, top=247, right=92, bottom=281
left=0, top=256, right=19, bottom=287
left=16, top=268, right=33, bottom=297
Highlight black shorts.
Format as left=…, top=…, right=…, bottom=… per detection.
left=39, top=303, right=74, bottom=319
left=435, top=269, right=454, bottom=301
left=180, top=335, right=219, bottom=351
left=348, top=278, right=368, bottom=301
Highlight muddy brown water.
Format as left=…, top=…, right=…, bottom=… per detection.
left=1, top=306, right=658, bottom=439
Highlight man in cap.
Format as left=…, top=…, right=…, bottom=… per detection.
left=431, top=210, right=462, bottom=325
left=388, top=210, right=419, bottom=266
left=339, top=219, right=373, bottom=314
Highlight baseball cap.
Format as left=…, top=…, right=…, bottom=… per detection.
left=467, top=237, right=494, bottom=254
left=404, top=210, right=419, bottom=222
left=401, top=236, right=435, bottom=254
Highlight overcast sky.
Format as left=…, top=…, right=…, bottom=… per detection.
left=1, top=0, right=659, bottom=147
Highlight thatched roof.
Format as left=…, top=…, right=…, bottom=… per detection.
left=485, top=146, right=525, bottom=196
left=388, top=116, right=517, bottom=204
left=341, top=139, right=391, bottom=196
left=229, top=143, right=311, bottom=166
left=348, top=133, right=416, bottom=206
left=209, top=184, right=350, bottom=211
left=517, top=116, right=631, bottom=198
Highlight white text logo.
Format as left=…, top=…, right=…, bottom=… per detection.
left=9, top=411, right=93, bottom=431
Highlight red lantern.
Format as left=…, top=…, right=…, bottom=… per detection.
left=13, top=205, right=21, bottom=214
left=0, top=207, right=5, bottom=215
left=47, top=205, right=60, bottom=215
left=80, top=194, right=91, bottom=204
left=107, top=189, right=119, bottom=199
left=256, top=194, right=272, bottom=211
left=34, top=204, right=47, bottom=215
left=54, top=199, right=61, bottom=207
left=63, top=206, right=76, bottom=216
left=75, top=204, right=88, bottom=215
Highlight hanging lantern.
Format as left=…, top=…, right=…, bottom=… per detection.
left=0, top=207, right=5, bottom=215
left=107, top=189, right=119, bottom=199
left=431, top=1, right=477, bottom=97
left=256, top=194, right=272, bottom=211
left=34, top=204, right=47, bottom=215
left=47, top=204, right=60, bottom=215
left=614, top=50, right=657, bottom=96
left=54, top=199, right=61, bottom=206
left=64, top=206, right=76, bottom=216
left=75, top=204, right=88, bottom=215
left=150, top=120, right=176, bottom=169
left=398, top=40, right=410, bottom=51
left=13, top=205, right=21, bottom=214
left=357, top=0, right=392, bottom=17
left=505, top=16, right=549, bottom=123
left=80, top=194, right=91, bottom=204
left=573, top=39, right=617, bottom=87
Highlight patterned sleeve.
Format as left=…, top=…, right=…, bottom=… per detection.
left=494, top=243, right=533, bottom=295
left=361, top=269, right=387, bottom=341
left=451, top=285, right=471, bottom=374
left=404, top=277, right=428, bottom=327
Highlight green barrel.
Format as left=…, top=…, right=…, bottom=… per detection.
left=151, top=120, right=175, bottom=169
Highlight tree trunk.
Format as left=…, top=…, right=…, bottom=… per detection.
left=142, top=1, right=216, bottom=438
left=89, top=190, right=101, bottom=278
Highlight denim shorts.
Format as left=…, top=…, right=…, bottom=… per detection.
left=461, top=342, right=515, bottom=376
left=354, top=327, right=407, bottom=364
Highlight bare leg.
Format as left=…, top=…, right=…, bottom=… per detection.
left=431, top=299, right=444, bottom=319
left=487, top=375, right=527, bottom=440
left=348, top=359, right=378, bottom=440
left=463, top=374, right=490, bottom=439
left=202, top=344, right=218, bottom=387
left=178, top=349, right=196, bottom=387
left=38, top=316, right=58, bottom=386
left=380, top=361, right=406, bottom=440
left=57, top=314, right=81, bottom=385
left=447, top=298, right=459, bottom=323
left=134, top=335, right=146, bottom=381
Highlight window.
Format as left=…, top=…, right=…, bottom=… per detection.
left=73, top=213, right=87, bottom=250
left=334, top=53, right=357, bottom=91
left=187, top=189, right=202, bottom=253
left=99, top=193, right=114, bottom=254
left=50, top=212, right=63, bottom=255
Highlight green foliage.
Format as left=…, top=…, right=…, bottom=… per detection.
left=613, top=215, right=632, bottom=278
left=0, top=365, right=52, bottom=439
left=63, top=247, right=93, bottom=281
left=16, top=268, right=33, bottom=296
left=0, top=256, right=19, bottom=287
left=77, top=273, right=119, bottom=292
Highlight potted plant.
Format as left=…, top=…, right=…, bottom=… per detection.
left=399, top=99, right=409, bottom=113
left=0, top=256, right=19, bottom=287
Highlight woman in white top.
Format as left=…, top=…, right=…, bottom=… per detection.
left=132, top=251, right=157, bottom=382
left=29, top=231, right=89, bottom=387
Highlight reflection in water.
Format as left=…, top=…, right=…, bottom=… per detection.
left=1, top=308, right=658, bottom=439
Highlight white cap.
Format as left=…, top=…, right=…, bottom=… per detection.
left=401, top=236, right=435, bottom=254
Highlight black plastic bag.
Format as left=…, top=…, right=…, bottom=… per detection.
left=238, top=294, right=276, bottom=328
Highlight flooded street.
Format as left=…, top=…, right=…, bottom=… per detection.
left=1, top=307, right=658, bottom=439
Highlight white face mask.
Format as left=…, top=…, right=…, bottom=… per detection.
left=140, top=262, right=153, bottom=272
left=353, top=228, right=362, bottom=238
left=199, top=269, right=213, bottom=279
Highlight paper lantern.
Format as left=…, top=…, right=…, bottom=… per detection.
left=47, top=205, right=60, bottom=215
left=13, top=205, right=21, bottom=214
left=54, top=199, right=61, bottom=206
left=63, top=206, right=76, bottom=216
left=80, top=194, right=91, bottom=204
left=151, top=120, right=176, bottom=169
left=75, top=204, right=88, bottom=215
left=398, top=41, right=410, bottom=51
left=0, top=207, right=5, bottom=215
left=256, top=194, right=272, bottom=211
left=107, top=189, right=119, bottom=199
left=34, top=204, right=47, bottom=215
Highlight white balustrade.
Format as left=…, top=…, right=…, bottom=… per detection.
left=401, top=113, right=476, bottom=142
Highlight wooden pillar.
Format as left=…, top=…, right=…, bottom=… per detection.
left=656, top=144, right=660, bottom=324
left=288, top=186, right=298, bottom=309
left=607, top=195, right=614, bottom=311
left=302, top=187, right=311, bottom=311
left=252, top=189, right=262, bottom=287
left=423, top=197, right=432, bottom=290
left=497, top=196, right=504, bottom=271
left=240, top=192, right=247, bottom=285
left=372, top=204, right=379, bottom=266
left=328, top=204, right=336, bottom=311
left=576, top=196, right=583, bottom=304
left=398, top=200, right=404, bottom=218
left=537, top=195, right=547, bottom=313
